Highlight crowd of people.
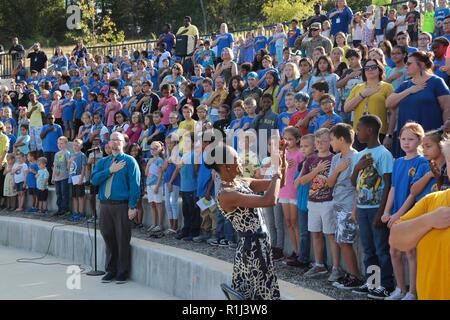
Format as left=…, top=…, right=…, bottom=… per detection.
left=0, top=0, right=449, bottom=300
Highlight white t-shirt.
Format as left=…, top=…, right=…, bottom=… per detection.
left=353, top=24, right=364, bottom=41
left=13, top=162, right=28, bottom=183
left=397, top=15, right=407, bottom=33
left=158, top=52, right=171, bottom=69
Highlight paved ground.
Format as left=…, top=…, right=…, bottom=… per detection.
left=0, top=246, right=178, bottom=300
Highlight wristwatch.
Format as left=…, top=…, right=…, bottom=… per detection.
left=385, top=134, right=393, bottom=138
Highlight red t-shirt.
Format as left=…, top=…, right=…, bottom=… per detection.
left=289, top=110, right=308, bottom=136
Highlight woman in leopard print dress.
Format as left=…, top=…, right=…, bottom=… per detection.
left=207, top=143, right=286, bottom=300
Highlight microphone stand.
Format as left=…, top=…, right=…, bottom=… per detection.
left=87, top=147, right=105, bottom=277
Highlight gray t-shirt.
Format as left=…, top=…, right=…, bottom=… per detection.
left=53, top=150, right=71, bottom=181
left=328, top=149, right=358, bottom=212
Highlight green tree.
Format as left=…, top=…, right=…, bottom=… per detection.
left=65, top=0, right=125, bottom=45
left=262, top=0, right=315, bottom=24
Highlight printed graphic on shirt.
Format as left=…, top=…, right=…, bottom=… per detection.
left=357, top=153, right=382, bottom=206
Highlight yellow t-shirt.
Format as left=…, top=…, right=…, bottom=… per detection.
left=398, top=189, right=450, bottom=300
left=176, top=25, right=199, bottom=37
left=27, top=102, right=45, bottom=127
left=178, top=119, right=197, bottom=153
left=347, top=81, right=393, bottom=134
left=0, top=133, right=9, bottom=166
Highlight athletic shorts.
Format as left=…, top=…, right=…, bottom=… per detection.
left=28, top=187, right=37, bottom=196
left=307, top=201, right=336, bottom=234
left=63, top=120, right=74, bottom=130
left=15, top=182, right=24, bottom=192
left=72, top=184, right=85, bottom=197
left=37, top=189, right=48, bottom=201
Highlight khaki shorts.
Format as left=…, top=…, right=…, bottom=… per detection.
left=307, top=201, right=336, bottom=234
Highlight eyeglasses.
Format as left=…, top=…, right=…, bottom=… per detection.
left=320, top=99, right=334, bottom=105
left=364, top=65, right=379, bottom=71
left=418, top=37, right=429, bottom=41
left=397, top=37, right=407, bottom=40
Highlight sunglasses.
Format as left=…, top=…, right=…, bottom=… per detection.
left=364, top=65, right=379, bottom=71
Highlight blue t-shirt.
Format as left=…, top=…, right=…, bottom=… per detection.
left=329, top=7, right=353, bottom=36
left=17, top=135, right=30, bottom=155
left=254, top=36, right=267, bottom=53
left=74, top=98, right=88, bottom=120
left=69, top=151, right=87, bottom=183
left=412, top=160, right=437, bottom=201
left=7, top=133, right=16, bottom=153
left=163, top=161, right=180, bottom=186
left=295, top=166, right=311, bottom=212
left=26, top=162, right=39, bottom=188
left=180, top=152, right=197, bottom=192
left=146, top=157, right=163, bottom=186
left=61, top=98, right=75, bottom=121
left=267, top=36, right=276, bottom=56
left=197, top=153, right=212, bottom=198
left=375, top=16, right=389, bottom=36
left=93, top=102, right=106, bottom=118
left=1, top=117, right=16, bottom=129
left=314, top=113, right=343, bottom=132
left=395, top=75, right=450, bottom=132
left=216, top=33, right=234, bottom=55
left=38, top=99, right=52, bottom=115
left=307, top=102, right=325, bottom=134
left=391, top=155, right=429, bottom=213
left=257, top=67, right=278, bottom=90
left=288, top=28, right=302, bottom=48
left=278, top=111, right=296, bottom=135
left=41, top=124, right=63, bottom=153
left=353, top=145, right=394, bottom=209
left=435, top=7, right=450, bottom=25
left=407, top=46, right=418, bottom=54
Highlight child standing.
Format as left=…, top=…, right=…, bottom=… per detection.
left=158, top=84, right=178, bottom=126
left=13, top=151, right=28, bottom=212
left=277, top=92, right=297, bottom=135
left=105, top=89, right=122, bottom=129
left=381, top=123, right=426, bottom=300
left=25, top=151, right=39, bottom=213
left=289, top=92, right=310, bottom=137
left=351, top=115, right=395, bottom=299
left=327, top=124, right=365, bottom=289
left=13, top=124, right=30, bottom=155
left=60, top=90, right=76, bottom=140
left=87, top=137, right=103, bottom=222
left=36, top=157, right=49, bottom=214
left=128, top=143, right=145, bottom=229
left=162, top=134, right=181, bottom=234
left=52, top=136, right=71, bottom=216
left=145, top=141, right=165, bottom=233
left=315, top=94, right=343, bottom=132
left=3, top=154, right=17, bottom=210
left=68, top=139, right=87, bottom=222
left=279, top=127, right=304, bottom=265
left=299, top=128, right=342, bottom=280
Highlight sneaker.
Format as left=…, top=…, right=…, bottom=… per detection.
left=385, top=287, right=406, bottom=300
left=69, top=213, right=82, bottom=222
left=175, top=232, right=188, bottom=240
left=285, top=259, right=310, bottom=268
left=115, top=274, right=127, bottom=284
left=218, top=239, right=230, bottom=247
left=367, top=286, right=393, bottom=300
left=332, top=273, right=350, bottom=289
left=335, top=275, right=366, bottom=290
left=152, top=225, right=162, bottom=232
left=136, top=223, right=144, bottom=229
left=166, top=228, right=177, bottom=234
left=401, top=292, right=417, bottom=300
left=146, top=225, right=157, bottom=232
left=193, top=232, right=210, bottom=243
left=271, top=248, right=284, bottom=262
left=352, top=283, right=371, bottom=295
left=101, top=272, right=115, bottom=283
left=303, top=264, right=328, bottom=278
left=28, top=208, right=39, bottom=213
left=228, top=241, right=238, bottom=250
left=328, top=267, right=345, bottom=282
left=182, top=236, right=194, bottom=241
left=207, top=237, right=220, bottom=246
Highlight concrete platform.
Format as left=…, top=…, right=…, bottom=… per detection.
left=0, top=246, right=178, bottom=300
left=0, top=216, right=332, bottom=300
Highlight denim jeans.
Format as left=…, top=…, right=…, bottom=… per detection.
left=298, top=209, right=310, bottom=264
left=215, top=208, right=234, bottom=241
left=164, top=183, right=180, bottom=220
left=180, top=191, right=200, bottom=237
left=55, top=178, right=70, bottom=212
left=262, top=203, right=284, bottom=249
left=357, top=207, right=394, bottom=288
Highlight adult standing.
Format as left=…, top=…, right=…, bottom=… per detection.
left=72, top=40, right=88, bottom=63
left=26, top=91, right=45, bottom=153
left=211, top=23, right=234, bottom=63
left=91, top=131, right=141, bottom=284
left=441, top=14, right=450, bottom=41
left=8, top=37, right=25, bottom=70
left=213, top=48, right=238, bottom=87
left=0, top=122, right=9, bottom=209
left=386, top=51, right=450, bottom=157
left=40, top=113, right=63, bottom=181
left=158, top=23, right=176, bottom=53
left=51, top=47, right=69, bottom=73
left=176, top=16, right=200, bottom=76
left=208, top=142, right=286, bottom=300
left=328, top=0, right=353, bottom=38
left=27, top=43, right=48, bottom=73
left=344, top=59, right=393, bottom=150
left=299, top=23, right=333, bottom=57
left=304, top=3, right=329, bottom=29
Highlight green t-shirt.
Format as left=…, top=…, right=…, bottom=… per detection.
left=422, top=11, right=435, bottom=33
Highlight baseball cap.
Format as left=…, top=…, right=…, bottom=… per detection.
left=310, top=22, right=321, bottom=30
left=247, top=72, right=258, bottom=79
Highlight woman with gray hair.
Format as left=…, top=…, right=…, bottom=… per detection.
left=213, top=47, right=238, bottom=87
left=211, top=23, right=235, bottom=63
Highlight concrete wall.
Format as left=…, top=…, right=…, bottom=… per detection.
left=0, top=216, right=332, bottom=300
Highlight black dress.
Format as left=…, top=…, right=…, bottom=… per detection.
left=217, top=179, right=280, bottom=300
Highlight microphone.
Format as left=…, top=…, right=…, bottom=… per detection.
left=87, top=146, right=101, bottom=152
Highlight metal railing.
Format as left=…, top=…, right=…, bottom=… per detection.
left=0, top=52, right=14, bottom=79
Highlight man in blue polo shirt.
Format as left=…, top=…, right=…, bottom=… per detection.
left=40, top=113, right=63, bottom=182
left=91, top=131, right=141, bottom=284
